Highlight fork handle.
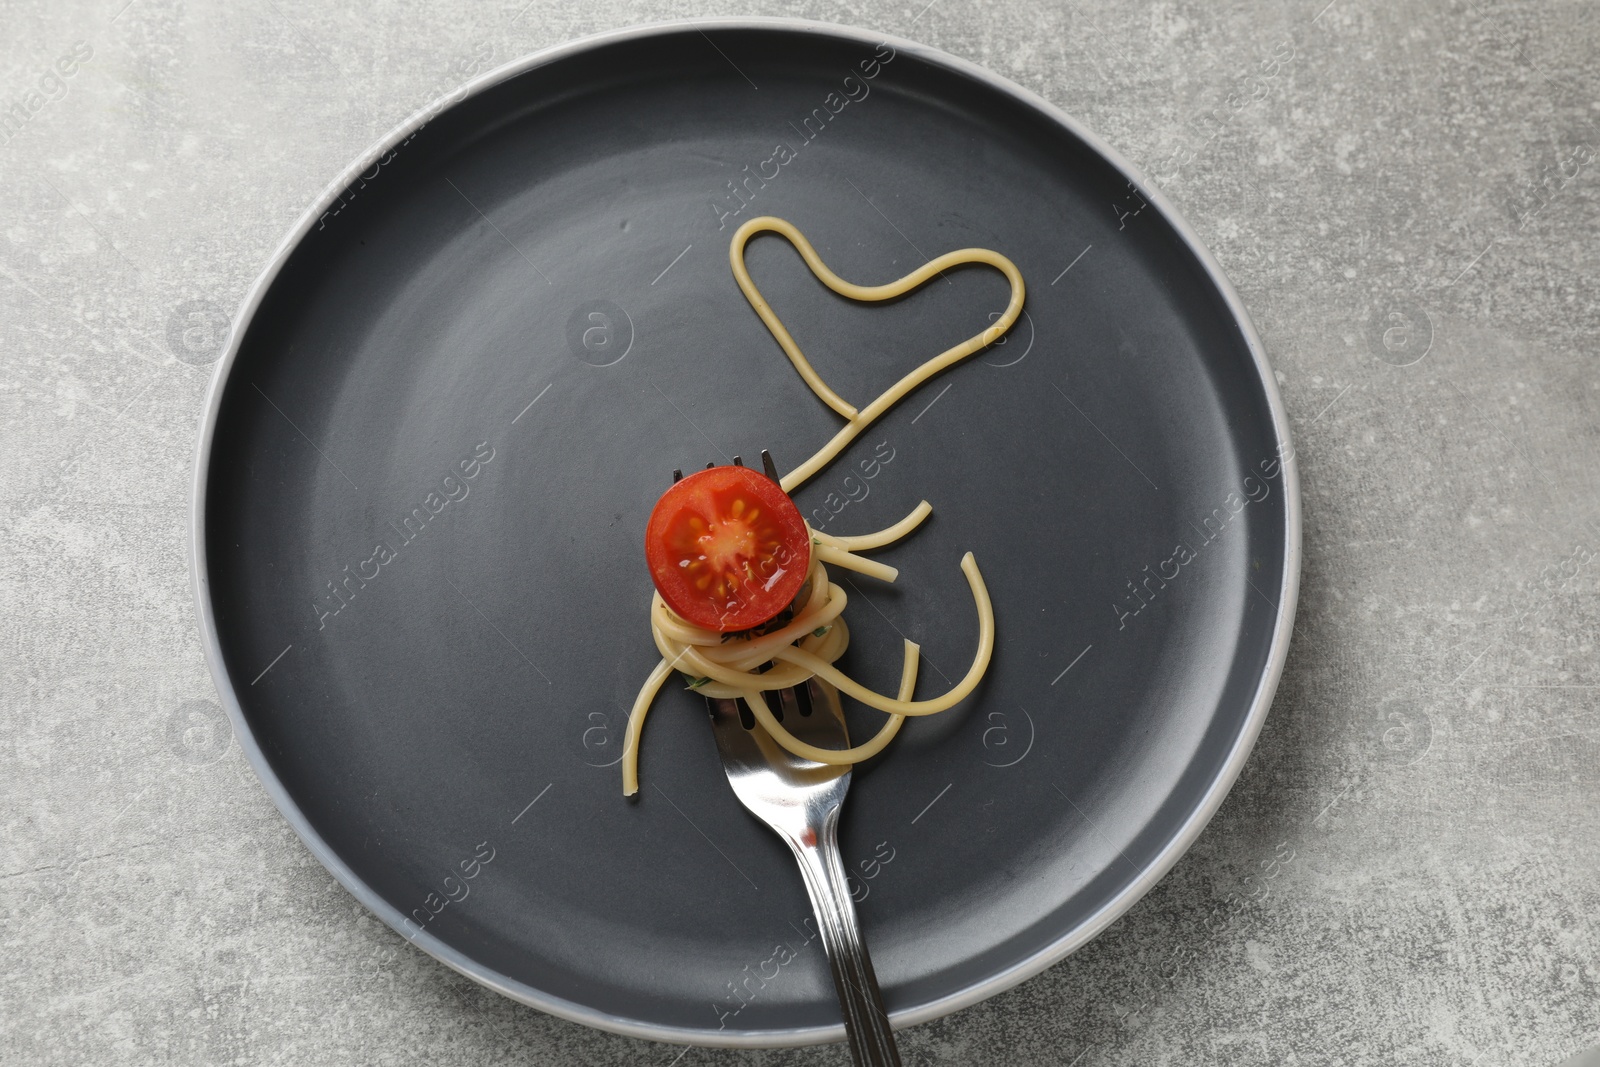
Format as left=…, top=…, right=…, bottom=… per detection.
left=787, top=812, right=901, bottom=1067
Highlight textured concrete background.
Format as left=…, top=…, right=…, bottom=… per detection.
left=3, top=0, right=1597, bottom=1063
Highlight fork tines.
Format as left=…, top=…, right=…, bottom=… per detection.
left=675, top=451, right=780, bottom=485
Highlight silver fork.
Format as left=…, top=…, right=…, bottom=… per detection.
left=704, top=682, right=901, bottom=1066
left=681, top=452, right=899, bottom=1066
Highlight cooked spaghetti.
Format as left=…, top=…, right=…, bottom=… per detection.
left=623, top=215, right=1025, bottom=794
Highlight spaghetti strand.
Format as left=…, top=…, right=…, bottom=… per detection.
left=743, top=641, right=920, bottom=766
left=727, top=215, right=1026, bottom=493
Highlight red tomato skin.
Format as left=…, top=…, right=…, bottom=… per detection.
left=644, top=466, right=811, bottom=633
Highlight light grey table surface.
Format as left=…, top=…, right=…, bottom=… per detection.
left=3, top=0, right=1597, bottom=1063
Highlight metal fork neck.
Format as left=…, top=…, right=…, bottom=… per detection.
left=784, top=813, right=901, bottom=1066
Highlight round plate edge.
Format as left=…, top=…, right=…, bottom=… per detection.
left=186, top=15, right=1303, bottom=1049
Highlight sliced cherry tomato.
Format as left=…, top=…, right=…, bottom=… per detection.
left=645, top=464, right=811, bottom=633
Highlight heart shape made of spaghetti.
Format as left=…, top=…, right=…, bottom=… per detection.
left=727, top=215, right=1027, bottom=493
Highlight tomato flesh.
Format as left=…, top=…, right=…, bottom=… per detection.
left=645, top=465, right=811, bottom=633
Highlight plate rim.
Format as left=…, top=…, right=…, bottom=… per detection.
left=188, top=15, right=1302, bottom=1049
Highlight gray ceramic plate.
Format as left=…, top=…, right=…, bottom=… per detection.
left=192, top=18, right=1300, bottom=1048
